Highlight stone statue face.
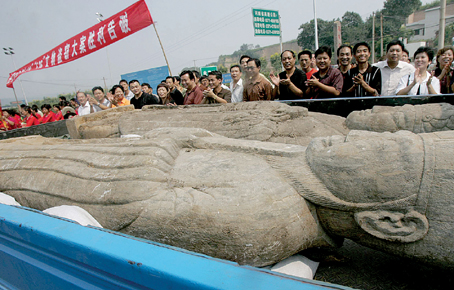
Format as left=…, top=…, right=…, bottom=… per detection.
left=306, top=130, right=454, bottom=268
left=346, top=103, right=454, bottom=133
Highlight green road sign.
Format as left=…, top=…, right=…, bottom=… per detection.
left=252, top=8, right=280, bottom=37
left=200, top=66, right=217, bottom=76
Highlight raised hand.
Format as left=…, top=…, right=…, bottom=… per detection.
left=269, top=72, right=280, bottom=87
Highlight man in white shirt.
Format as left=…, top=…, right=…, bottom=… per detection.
left=373, top=40, right=415, bottom=96
left=229, top=65, right=243, bottom=103
left=76, top=92, right=91, bottom=116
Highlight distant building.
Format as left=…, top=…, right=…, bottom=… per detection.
left=406, top=4, right=454, bottom=41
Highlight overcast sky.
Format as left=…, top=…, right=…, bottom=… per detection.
left=0, top=0, right=432, bottom=104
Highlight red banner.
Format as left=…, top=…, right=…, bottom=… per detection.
left=6, top=0, right=153, bottom=88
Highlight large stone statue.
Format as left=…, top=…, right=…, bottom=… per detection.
left=346, top=102, right=454, bottom=133
left=67, top=102, right=348, bottom=146
left=0, top=129, right=336, bottom=267
left=1, top=128, right=454, bottom=269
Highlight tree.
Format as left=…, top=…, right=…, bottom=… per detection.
left=218, top=64, right=228, bottom=74
left=270, top=53, right=282, bottom=73
left=259, top=56, right=270, bottom=76
left=297, top=18, right=335, bottom=51
left=341, top=11, right=366, bottom=45
left=297, top=0, right=422, bottom=58
left=434, top=22, right=454, bottom=48
left=382, top=0, right=421, bottom=18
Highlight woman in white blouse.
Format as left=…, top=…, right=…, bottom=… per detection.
left=396, top=47, right=440, bottom=95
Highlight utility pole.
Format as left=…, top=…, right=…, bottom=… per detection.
left=3, top=47, right=29, bottom=105
left=439, top=0, right=447, bottom=50
left=313, top=0, right=319, bottom=50
left=372, top=13, right=375, bottom=64
left=380, top=13, right=384, bottom=58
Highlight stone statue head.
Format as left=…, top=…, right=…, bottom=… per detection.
left=303, top=130, right=454, bottom=268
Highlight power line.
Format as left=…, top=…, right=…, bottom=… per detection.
left=130, top=0, right=278, bottom=70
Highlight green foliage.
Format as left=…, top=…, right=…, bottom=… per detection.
left=297, top=18, right=335, bottom=51
left=434, top=22, right=454, bottom=47
left=270, top=53, right=282, bottom=73
left=218, top=64, right=228, bottom=74
left=259, top=56, right=270, bottom=76
left=341, top=11, right=366, bottom=46
left=419, top=0, right=454, bottom=10
left=382, top=0, right=421, bottom=18
left=297, top=0, right=421, bottom=58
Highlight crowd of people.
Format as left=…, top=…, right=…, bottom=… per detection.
left=2, top=39, right=452, bottom=132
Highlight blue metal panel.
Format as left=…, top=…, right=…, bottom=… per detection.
left=121, top=66, right=169, bottom=92
left=0, top=204, right=351, bottom=290
left=222, top=73, right=232, bottom=84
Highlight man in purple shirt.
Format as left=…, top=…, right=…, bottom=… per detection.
left=305, top=46, right=343, bottom=99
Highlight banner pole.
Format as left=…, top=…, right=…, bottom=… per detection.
left=11, top=87, right=21, bottom=112
left=152, top=23, right=172, bottom=75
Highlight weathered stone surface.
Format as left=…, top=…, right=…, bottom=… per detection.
left=346, top=103, right=454, bottom=133
left=68, top=102, right=349, bottom=146
left=0, top=130, right=334, bottom=267
left=66, top=105, right=135, bottom=139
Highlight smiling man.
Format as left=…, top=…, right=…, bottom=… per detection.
left=373, top=40, right=415, bottom=96
left=337, top=44, right=353, bottom=75
left=201, top=71, right=231, bottom=104
left=181, top=70, right=204, bottom=105
left=270, top=50, right=306, bottom=100
left=305, top=46, right=343, bottom=99
left=298, top=50, right=317, bottom=80
left=129, top=79, right=160, bottom=109
left=344, top=42, right=381, bottom=97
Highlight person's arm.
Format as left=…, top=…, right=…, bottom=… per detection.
left=437, top=63, right=451, bottom=80
left=281, top=78, right=304, bottom=98
left=396, top=75, right=417, bottom=95
left=427, top=74, right=440, bottom=95
left=270, top=72, right=280, bottom=99
left=354, top=73, right=379, bottom=96
left=3, top=117, right=15, bottom=126
left=306, top=76, right=341, bottom=96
